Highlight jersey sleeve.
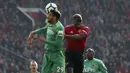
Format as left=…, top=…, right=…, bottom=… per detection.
left=98, top=60, right=108, bottom=73
left=83, top=26, right=89, bottom=37
left=45, top=26, right=64, bottom=47
left=33, top=20, right=49, bottom=35
left=64, top=26, right=68, bottom=34
left=32, top=26, right=47, bottom=35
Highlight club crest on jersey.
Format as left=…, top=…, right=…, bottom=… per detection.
left=92, top=64, right=95, bottom=67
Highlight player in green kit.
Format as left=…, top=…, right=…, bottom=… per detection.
left=83, top=48, right=108, bottom=73
left=27, top=10, right=65, bottom=73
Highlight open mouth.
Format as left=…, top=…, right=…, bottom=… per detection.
left=33, top=68, right=35, bottom=69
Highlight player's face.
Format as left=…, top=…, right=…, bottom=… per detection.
left=86, top=51, right=94, bottom=60
left=47, top=13, right=56, bottom=23
left=30, top=63, right=37, bottom=72
left=73, top=17, right=81, bottom=28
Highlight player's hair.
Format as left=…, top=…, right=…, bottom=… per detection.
left=86, top=48, right=95, bottom=55
left=30, top=60, right=38, bottom=69
left=73, top=14, right=82, bottom=23
left=50, top=10, right=61, bottom=20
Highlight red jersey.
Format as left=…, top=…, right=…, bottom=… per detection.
left=65, top=25, right=89, bottom=52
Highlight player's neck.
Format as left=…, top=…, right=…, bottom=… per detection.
left=31, top=71, right=38, bottom=73
left=51, top=20, right=58, bottom=24
left=88, top=58, right=94, bottom=61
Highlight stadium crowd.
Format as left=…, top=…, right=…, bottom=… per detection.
left=0, top=0, right=130, bottom=73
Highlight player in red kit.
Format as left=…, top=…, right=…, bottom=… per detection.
left=64, top=14, right=89, bottom=73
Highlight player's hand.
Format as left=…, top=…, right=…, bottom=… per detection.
left=33, top=34, right=39, bottom=39
left=80, top=30, right=87, bottom=35
left=27, top=31, right=34, bottom=44
left=27, top=37, right=33, bottom=45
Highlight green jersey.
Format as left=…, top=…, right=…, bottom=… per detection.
left=33, top=21, right=64, bottom=51
left=83, top=58, right=108, bottom=73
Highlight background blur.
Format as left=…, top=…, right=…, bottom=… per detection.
left=0, top=0, right=130, bottom=73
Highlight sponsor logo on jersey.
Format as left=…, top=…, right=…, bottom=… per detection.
left=83, top=68, right=96, bottom=72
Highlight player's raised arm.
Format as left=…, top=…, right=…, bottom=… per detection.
left=36, top=26, right=64, bottom=47
left=99, top=60, right=108, bottom=73
left=27, top=26, right=47, bottom=44
left=32, top=26, right=47, bottom=35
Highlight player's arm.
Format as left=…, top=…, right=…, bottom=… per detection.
left=65, top=30, right=88, bottom=40
left=29, top=26, right=47, bottom=38
left=27, top=27, right=47, bottom=44
left=37, top=28, right=64, bottom=47
left=33, top=26, right=47, bottom=34
left=99, top=60, right=108, bottom=73
left=30, top=19, right=48, bottom=36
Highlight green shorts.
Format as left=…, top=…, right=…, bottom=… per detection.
left=41, top=50, right=65, bottom=73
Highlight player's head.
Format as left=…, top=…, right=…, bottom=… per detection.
left=47, top=10, right=61, bottom=23
left=85, top=48, right=95, bottom=60
left=72, top=14, right=82, bottom=28
left=30, top=60, right=38, bottom=72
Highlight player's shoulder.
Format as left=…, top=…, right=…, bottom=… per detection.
left=65, top=24, right=74, bottom=28
left=94, top=58, right=104, bottom=63
left=84, top=59, right=93, bottom=63
left=56, top=21, right=64, bottom=29
left=84, top=59, right=88, bottom=62
left=81, top=25, right=89, bottom=30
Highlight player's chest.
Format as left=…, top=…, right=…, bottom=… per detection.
left=47, top=26, right=57, bottom=36
left=83, top=62, right=99, bottom=73
left=67, top=28, right=83, bottom=35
